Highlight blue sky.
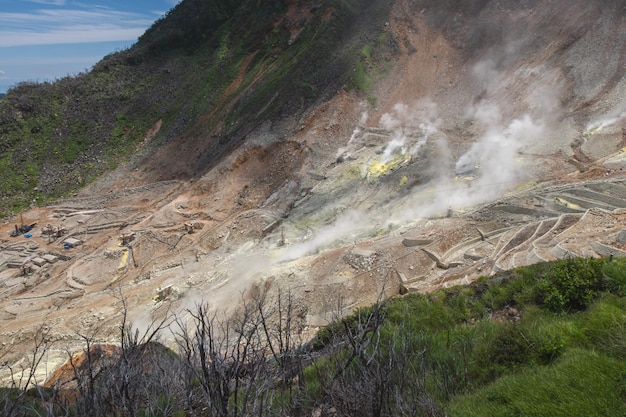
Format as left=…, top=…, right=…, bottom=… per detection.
left=0, top=0, right=181, bottom=93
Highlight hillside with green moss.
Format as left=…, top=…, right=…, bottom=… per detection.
left=0, top=0, right=394, bottom=218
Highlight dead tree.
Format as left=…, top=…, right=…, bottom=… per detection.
left=173, top=288, right=307, bottom=417
left=305, top=297, right=446, bottom=417
left=45, top=292, right=178, bottom=417
left=1, top=325, right=56, bottom=417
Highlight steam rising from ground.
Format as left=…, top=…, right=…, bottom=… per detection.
left=379, top=102, right=439, bottom=164
left=276, top=96, right=551, bottom=265
left=281, top=56, right=557, bottom=259
left=586, top=102, right=626, bottom=133
left=277, top=209, right=369, bottom=263
left=141, top=54, right=563, bottom=327
left=336, top=109, right=369, bottom=160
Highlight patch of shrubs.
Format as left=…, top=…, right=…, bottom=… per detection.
left=534, top=257, right=603, bottom=312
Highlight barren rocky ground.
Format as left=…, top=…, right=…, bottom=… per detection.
left=2, top=0, right=626, bottom=385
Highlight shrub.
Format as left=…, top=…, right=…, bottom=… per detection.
left=489, top=324, right=531, bottom=367
left=534, top=258, right=603, bottom=312
left=532, top=332, right=564, bottom=365
left=477, top=268, right=535, bottom=311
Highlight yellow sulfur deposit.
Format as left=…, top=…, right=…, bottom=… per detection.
left=366, top=154, right=410, bottom=181
left=553, top=197, right=581, bottom=210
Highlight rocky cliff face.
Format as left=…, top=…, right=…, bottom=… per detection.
left=2, top=0, right=626, bottom=384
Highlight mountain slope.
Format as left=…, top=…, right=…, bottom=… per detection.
left=1, top=0, right=626, bottom=385
left=0, top=0, right=394, bottom=214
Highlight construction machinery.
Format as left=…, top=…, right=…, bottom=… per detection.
left=9, top=214, right=37, bottom=237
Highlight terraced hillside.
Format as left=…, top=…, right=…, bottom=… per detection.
left=403, top=180, right=626, bottom=291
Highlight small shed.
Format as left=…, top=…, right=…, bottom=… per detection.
left=63, top=237, right=82, bottom=248
left=43, top=254, right=59, bottom=264
left=32, top=257, right=47, bottom=267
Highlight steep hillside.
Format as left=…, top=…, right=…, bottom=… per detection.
left=0, top=0, right=393, bottom=216
left=2, top=0, right=626, bottom=390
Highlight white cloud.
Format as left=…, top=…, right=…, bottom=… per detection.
left=29, top=0, right=67, bottom=5
left=0, top=6, right=154, bottom=47
left=2, top=55, right=114, bottom=66
left=0, top=28, right=146, bottom=47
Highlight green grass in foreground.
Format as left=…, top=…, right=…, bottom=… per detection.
left=447, top=348, right=626, bottom=417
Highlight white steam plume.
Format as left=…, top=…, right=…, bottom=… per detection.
left=277, top=209, right=369, bottom=263
left=395, top=106, right=546, bottom=222
left=378, top=101, right=440, bottom=163
left=380, top=132, right=408, bottom=163
left=390, top=67, right=555, bottom=222
left=336, top=111, right=369, bottom=160
left=586, top=108, right=626, bottom=132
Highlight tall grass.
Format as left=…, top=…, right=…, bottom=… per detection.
left=447, top=348, right=626, bottom=417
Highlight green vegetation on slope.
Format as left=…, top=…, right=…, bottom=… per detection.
left=0, top=0, right=396, bottom=219
left=3, top=256, right=626, bottom=416
left=306, top=256, right=626, bottom=416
